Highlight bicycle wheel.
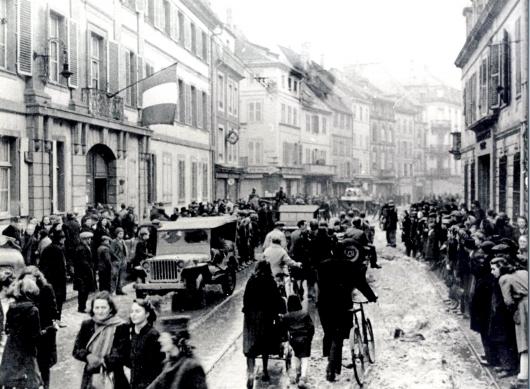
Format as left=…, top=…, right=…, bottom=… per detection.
left=350, top=327, right=365, bottom=386
left=364, top=318, right=376, bottom=363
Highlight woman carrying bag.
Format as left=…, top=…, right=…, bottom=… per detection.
left=73, top=291, right=130, bottom=389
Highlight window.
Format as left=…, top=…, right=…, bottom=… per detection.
left=162, top=153, right=172, bottom=203
left=202, top=31, right=208, bottom=60
left=312, top=115, right=319, bottom=134
left=288, top=77, right=292, bottom=91
left=0, top=138, right=10, bottom=213
left=293, top=108, right=297, bottom=126
left=178, top=79, right=185, bottom=122
left=281, top=103, right=286, bottom=123
left=281, top=75, right=285, bottom=89
left=217, top=127, right=224, bottom=162
left=163, top=0, right=171, bottom=35
left=287, top=106, right=292, bottom=124
left=322, top=117, right=327, bottom=134
left=52, top=141, right=65, bottom=212
left=202, top=163, right=208, bottom=199
left=233, top=86, right=238, bottom=116
left=255, top=102, right=262, bottom=122
left=190, top=22, right=196, bottom=55
left=217, top=74, right=224, bottom=110
left=191, top=161, right=198, bottom=199
left=178, top=159, right=185, bottom=202
left=305, top=114, right=310, bottom=132
left=48, top=13, right=64, bottom=83
left=248, top=102, right=254, bottom=122
left=202, top=91, right=208, bottom=130
left=0, top=0, right=6, bottom=68
left=228, top=82, right=233, bottom=114
left=90, top=34, right=103, bottom=89
left=178, top=11, right=184, bottom=44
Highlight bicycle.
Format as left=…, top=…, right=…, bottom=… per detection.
left=348, top=300, right=376, bottom=387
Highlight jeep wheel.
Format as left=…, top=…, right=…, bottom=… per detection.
left=222, top=268, right=237, bottom=296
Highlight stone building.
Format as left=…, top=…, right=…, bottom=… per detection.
left=0, top=0, right=222, bottom=221
left=455, top=0, right=528, bottom=219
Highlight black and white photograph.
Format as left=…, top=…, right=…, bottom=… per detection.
left=0, top=0, right=527, bottom=388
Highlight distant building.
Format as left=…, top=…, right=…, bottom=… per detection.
left=455, top=0, right=528, bottom=218
left=212, top=26, right=245, bottom=201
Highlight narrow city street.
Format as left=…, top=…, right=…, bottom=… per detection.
left=207, top=227, right=504, bottom=389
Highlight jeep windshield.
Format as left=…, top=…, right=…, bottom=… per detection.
left=156, top=229, right=211, bottom=256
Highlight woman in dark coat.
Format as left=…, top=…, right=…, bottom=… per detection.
left=0, top=278, right=43, bottom=389
left=20, top=266, right=59, bottom=389
left=242, top=260, right=285, bottom=388
left=127, top=298, right=165, bottom=389
left=146, top=315, right=207, bottom=389
left=73, top=291, right=130, bottom=389
left=39, top=229, right=67, bottom=320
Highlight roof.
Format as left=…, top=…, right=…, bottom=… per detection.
left=279, top=205, right=320, bottom=212
left=158, top=215, right=237, bottom=231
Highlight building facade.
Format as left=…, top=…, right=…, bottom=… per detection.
left=455, top=0, right=528, bottom=219
left=394, top=100, right=419, bottom=203
left=213, top=26, right=245, bottom=201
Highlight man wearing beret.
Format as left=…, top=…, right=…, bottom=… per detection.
left=73, top=231, right=96, bottom=312
left=147, top=315, right=208, bottom=389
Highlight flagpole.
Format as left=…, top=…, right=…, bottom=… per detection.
left=106, top=61, right=179, bottom=99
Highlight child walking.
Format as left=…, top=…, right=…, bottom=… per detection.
left=283, top=285, right=314, bottom=388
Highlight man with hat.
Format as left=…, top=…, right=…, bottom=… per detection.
left=381, top=200, right=398, bottom=247
left=97, top=235, right=113, bottom=292
left=73, top=231, right=96, bottom=312
left=148, top=315, right=208, bottom=389
left=2, top=216, right=22, bottom=248
left=39, top=229, right=68, bottom=326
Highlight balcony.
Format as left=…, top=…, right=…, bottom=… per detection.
left=82, top=88, right=124, bottom=121
left=303, top=163, right=335, bottom=176
left=430, top=120, right=451, bottom=132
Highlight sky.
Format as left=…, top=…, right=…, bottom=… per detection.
left=210, top=0, right=470, bottom=89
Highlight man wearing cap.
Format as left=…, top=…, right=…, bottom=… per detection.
left=97, top=235, right=113, bottom=292
left=39, top=229, right=68, bottom=326
left=73, top=231, right=96, bottom=312
left=148, top=315, right=208, bottom=389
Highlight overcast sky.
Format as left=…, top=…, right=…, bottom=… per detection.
left=210, top=0, right=469, bottom=89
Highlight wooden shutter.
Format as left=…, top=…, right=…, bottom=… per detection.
left=16, top=0, right=32, bottom=76
left=197, top=90, right=203, bottom=129
left=515, top=19, right=521, bottom=96
left=108, top=41, right=120, bottom=94
left=500, top=31, right=511, bottom=105
left=489, top=44, right=501, bottom=109
left=184, top=17, right=191, bottom=50
left=137, top=56, right=143, bottom=107
left=206, top=94, right=211, bottom=131
left=68, top=19, right=79, bottom=88
left=185, top=83, right=191, bottom=125
left=131, top=53, right=138, bottom=107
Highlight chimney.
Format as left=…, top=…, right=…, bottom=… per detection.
left=300, top=42, right=311, bottom=68
left=226, top=8, right=233, bottom=29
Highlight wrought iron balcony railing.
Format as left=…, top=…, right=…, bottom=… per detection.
left=82, top=88, right=124, bottom=121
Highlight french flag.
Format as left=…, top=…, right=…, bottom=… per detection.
left=141, top=63, right=178, bottom=126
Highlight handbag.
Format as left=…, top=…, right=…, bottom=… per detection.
left=91, top=366, right=114, bottom=389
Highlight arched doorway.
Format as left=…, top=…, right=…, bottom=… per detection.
left=86, top=144, right=117, bottom=206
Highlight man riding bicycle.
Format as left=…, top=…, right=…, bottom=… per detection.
left=317, top=237, right=378, bottom=382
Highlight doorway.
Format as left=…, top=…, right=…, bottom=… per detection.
left=478, top=154, right=490, bottom=209
left=86, top=144, right=117, bottom=207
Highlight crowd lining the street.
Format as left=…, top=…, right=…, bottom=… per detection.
left=401, top=198, right=528, bottom=389
left=0, top=188, right=525, bottom=389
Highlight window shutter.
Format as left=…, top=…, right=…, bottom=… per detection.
left=170, top=4, right=177, bottom=40
left=196, top=28, right=202, bottom=59
left=16, top=0, right=32, bottom=76
left=137, top=56, right=143, bottom=107
left=131, top=53, right=137, bottom=107
left=205, top=94, right=211, bottom=131
left=489, top=44, right=501, bottom=109
left=197, top=90, right=203, bottom=129
left=108, top=41, right=120, bottom=94
left=68, top=19, right=79, bottom=88
left=500, top=31, right=511, bottom=105
left=185, top=83, right=191, bottom=125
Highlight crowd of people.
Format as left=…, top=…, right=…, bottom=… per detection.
left=401, top=198, right=528, bottom=388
